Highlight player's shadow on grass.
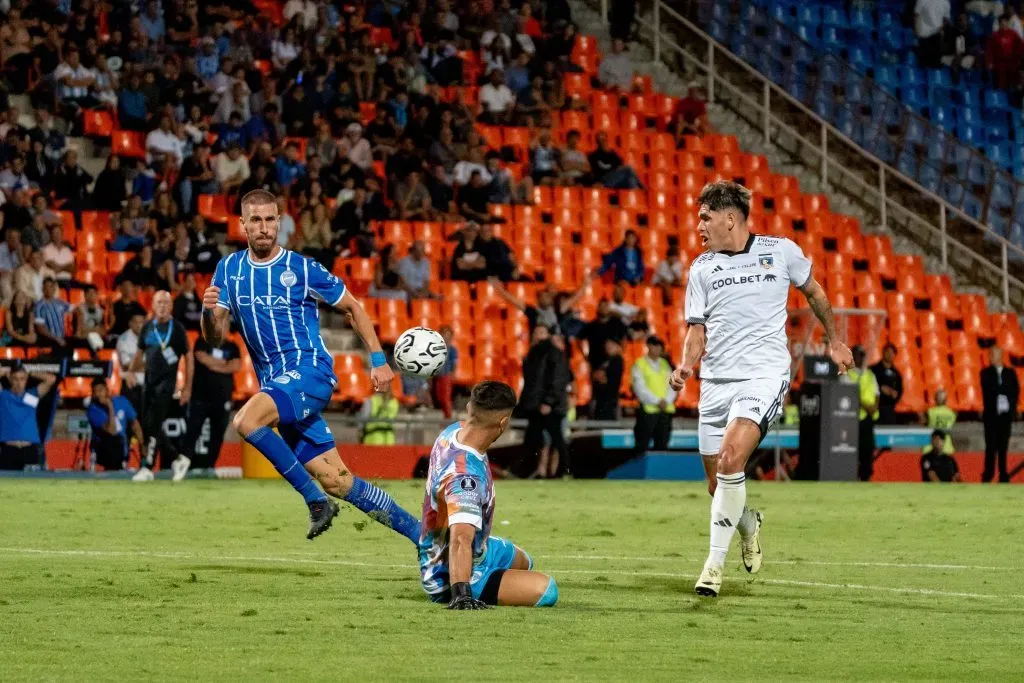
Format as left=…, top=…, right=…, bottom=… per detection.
left=189, top=563, right=327, bottom=578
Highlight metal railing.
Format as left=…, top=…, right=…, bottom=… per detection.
left=595, top=0, right=1024, bottom=308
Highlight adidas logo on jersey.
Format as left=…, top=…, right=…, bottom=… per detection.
left=712, top=265, right=723, bottom=273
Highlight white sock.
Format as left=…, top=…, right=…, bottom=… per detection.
left=707, top=472, right=747, bottom=568
left=736, top=506, right=757, bottom=540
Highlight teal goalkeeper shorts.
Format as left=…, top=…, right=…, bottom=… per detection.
left=427, top=536, right=529, bottom=604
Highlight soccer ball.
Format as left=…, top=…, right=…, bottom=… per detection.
left=394, top=327, right=448, bottom=378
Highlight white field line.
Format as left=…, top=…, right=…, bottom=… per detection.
left=2, top=547, right=1023, bottom=602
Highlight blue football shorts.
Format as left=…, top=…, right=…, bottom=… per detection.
left=262, top=366, right=337, bottom=464
left=427, top=536, right=530, bottom=604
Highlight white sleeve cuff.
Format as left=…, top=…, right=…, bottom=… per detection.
left=330, top=285, right=347, bottom=308
left=215, top=302, right=231, bottom=310
left=448, top=512, right=483, bottom=529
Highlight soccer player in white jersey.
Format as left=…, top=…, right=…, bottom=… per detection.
left=202, top=189, right=420, bottom=542
left=671, top=181, right=853, bottom=597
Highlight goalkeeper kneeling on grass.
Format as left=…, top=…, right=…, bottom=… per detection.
left=418, top=381, right=558, bottom=609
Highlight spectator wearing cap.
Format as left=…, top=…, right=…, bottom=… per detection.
left=0, top=365, right=57, bottom=470
left=479, top=69, right=516, bottom=125
left=214, top=143, right=250, bottom=195
left=631, top=336, right=676, bottom=453
left=33, top=276, right=71, bottom=352
left=921, top=430, right=961, bottom=482
left=597, top=230, right=645, bottom=286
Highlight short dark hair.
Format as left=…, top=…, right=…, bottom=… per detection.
left=241, top=189, right=277, bottom=211
left=884, top=343, right=897, bottom=353
left=931, top=429, right=946, bottom=441
left=698, top=180, right=753, bottom=219
left=92, top=377, right=107, bottom=390
left=470, top=381, right=517, bottom=413
left=84, top=284, right=97, bottom=294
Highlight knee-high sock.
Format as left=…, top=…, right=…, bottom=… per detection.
left=708, top=472, right=746, bottom=567
left=244, top=427, right=327, bottom=505
left=343, top=477, right=421, bottom=544
left=736, top=506, right=757, bottom=539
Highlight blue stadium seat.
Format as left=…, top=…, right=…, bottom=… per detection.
left=958, top=107, right=980, bottom=126
left=926, top=69, right=953, bottom=88
left=873, top=65, right=898, bottom=89
left=925, top=138, right=946, bottom=161
left=963, top=193, right=984, bottom=220
left=1009, top=223, right=1024, bottom=253
left=708, top=20, right=728, bottom=42
left=847, top=45, right=871, bottom=68
left=955, top=88, right=981, bottom=108
left=984, top=90, right=1010, bottom=111
left=901, top=66, right=923, bottom=87
left=955, top=123, right=983, bottom=146
left=991, top=178, right=1015, bottom=209
left=941, top=180, right=965, bottom=206
left=930, top=105, right=955, bottom=129
left=987, top=122, right=1010, bottom=144
left=879, top=28, right=904, bottom=49
left=878, top=12, right=898, bottom=29
left=902, top=87, right=927, bottom=111
left=985, top=144, right=1012, bottom=172
left=819, top=59, right=842, bottom=82
left=795, top=23, right=818, bottom=45
left=768, top=2, right=789, bottom=23
left=711, top=2, right=730, bottom=22
left=822, top=6, right=847, bottom=27
left=918, top=164, right=941, bottom=192
left=844, top=78, right=866, bottom=103
left=904, top=117, right=926, bottom=145
left=848, top=8, right=873, bottom=30
left=896, top=149, right=917, bottom=177
left=821, top=25, right=843, bottom=48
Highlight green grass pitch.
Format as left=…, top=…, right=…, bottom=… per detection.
left=0, top=479, right=1020, bottom=681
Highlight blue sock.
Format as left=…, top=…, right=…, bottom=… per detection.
left=244, top=427, right=327, bottom=505
left=344, top=477, right=421, bottom=544
left=536, top=577, right=559, bottom=607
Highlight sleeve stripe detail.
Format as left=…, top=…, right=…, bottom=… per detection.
left=797, top=268, right=813, bottom=289
left=448, top=512, right=483, bottom=528
left=215, top=302, right=231, bottom=310
left=686, top=317, right=706, bottom=325
left=330, top=284, right=347, bottom=308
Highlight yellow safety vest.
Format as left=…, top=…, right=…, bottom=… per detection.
left=926, top=405, right=957, bottom=454
left=783, top=403, right=799, bottom=426
left=362, top=394, right=399, bottom=445
left=848, top=368, right=880, bottom=421
left=634, top=357, right=676, bottom=414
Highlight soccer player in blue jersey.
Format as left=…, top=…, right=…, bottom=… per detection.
left=420, top=381, right=558, bottom=609
left=201, top=189, right=420, bottom=541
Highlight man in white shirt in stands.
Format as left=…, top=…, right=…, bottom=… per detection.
left=214, top=143, right=251, bottom=194
left=479, top=69, right=516, bottom=125
left=598, top=39, right=635, bottom=90
left=14, top=249, right=53, bottom=302
left=914, top=0, right=951, bottom=67
left=145, top=114, right=185, bottom=172
left=41, top=225, right=75, bottom=285
left=53, top=47, right=99, bottom=110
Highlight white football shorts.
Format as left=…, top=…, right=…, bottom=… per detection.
left=698, top=377, right=791, bottom=456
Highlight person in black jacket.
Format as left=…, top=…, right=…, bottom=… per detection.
left=980, top=347, right=1019, bottom=483
left=870, top=343, right=903, bottom=424
left=519, top=325, right=572, bottom=479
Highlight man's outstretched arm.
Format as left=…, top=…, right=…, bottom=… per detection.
left=336, top=290, right=394, bottom=392
left=798, top=277, right=853, bottom=373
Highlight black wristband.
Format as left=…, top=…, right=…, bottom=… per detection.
left=451, top=582, right=472, bottom=600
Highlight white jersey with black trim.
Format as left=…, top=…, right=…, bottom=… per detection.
left=684, top=234, right=812, bottom=381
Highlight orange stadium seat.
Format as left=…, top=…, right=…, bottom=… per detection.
left=83, top=109, right=115, bottom=138
left=111, top=130, right=146, bottom=158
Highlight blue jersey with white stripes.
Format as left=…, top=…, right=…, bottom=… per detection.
left=212, top=248, right=345, bottom=386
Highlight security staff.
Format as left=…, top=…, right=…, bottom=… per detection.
left=86, top=378, right=144, bottom=471
left=184, top=335, right=241, bottom=471
left=630, top=336, right=677, bottom=453
left=0, top=365, right=57, bottom=470
left=361, top=380, right=399, bottom=445
left=920, top=430, right=961, bottom=482
left=922, top=388, right=956, bottom=455
left=980, top=347, right=1019, bottom=483
left=127, top=291, right=194, bottom=481
left=847, top=346, right=879, bottom=482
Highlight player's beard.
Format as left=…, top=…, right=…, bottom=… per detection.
left=249, top=236, right=276, bottom=259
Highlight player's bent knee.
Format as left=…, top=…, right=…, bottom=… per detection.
left=512, top=546, right=533, bottom=571
left=535, top=576, right=558, bottom=607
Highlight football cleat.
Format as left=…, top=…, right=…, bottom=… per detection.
left=741, top=509, right=764, bottom=574
left=306, top=500, right=340, bottom=540
left=170, top=455, right=191, bottom=482
left=131, top=467, right=154, bottom=482
left=694, top=564, right=722, bottom=597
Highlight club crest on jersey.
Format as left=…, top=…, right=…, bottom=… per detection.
left=280, top=270, right=297, bottom=287
left=758, top=254, right=774, bottom=269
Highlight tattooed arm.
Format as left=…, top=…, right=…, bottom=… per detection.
left=799, top=277, right=853, bottom=373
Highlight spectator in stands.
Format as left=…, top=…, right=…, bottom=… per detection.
left=31, top=196, right=62, bottom=234
left=1, top=290, right=36, bottom=347
left=560, top=130, right=590, bottom=185
left=87, top=378, right=144, bottom=472
left=459, top=170, right=499, bottom=224
left=52, top=150, right=94, bottom=209
left=73, top=285, right=106, bottom=354
left=588, top=132, right=642, bottom=189
left=484, top=151, right=533, bottom=204
left=921, top=430, right=961, bottom=482
left=42, top=226, right=74, bottom=287
left=54, top=47, right=99, bottom=114
left=177, top=143, right=219, bottom=215
left=173, top=273, right=202, bottom=332
left=116, top=244, right=168, bottom=290
left=871, top=343, right=904, bottom=424
left=107, top=281, right=146, bottom=341
left=943, top=12, right=982, bottom=75
left=33, top=277, right=71, bottom=353
left=214, top=143, right=251, bottom=196
left=581, top=299, right=628, bottom=371
left=146, top=115, right=185, bottom=173
left=92, top=155, right=129, bottom=212
left=297, top=205, right=333, bottom=268
left=397, top=241, right=437, bottom=299
left=915, top=0, right=951, bottom=68
left=478, top=223, right=520, bottom=281
left=118, top=71, right=149, bottom=131
left=986, top=14, right=1024, bottom=89
left=369, top=245, right=408, bottom=301
left=395, top=170, right=435, bottom=220
left=592, top=337, right=624, bottom=420
left=627, top=307, right=652, bottom=341
left=450, top=221, right=488, bottom=282
left=115, top=311, right=146, bottom=413
left=598, top=39, right=635, bottom=90
left=529, top=128, right=562, bottom=186
left=632, top=336, right=676, bottom=453
left=672, top=87, right=708, bottom=139
left=0, top=156, right=34, bottom=195
left=651, top=245, right=685, bottom=301
left=598, top=230, right=645, bottom=285
left=922, top=387, right=957, bottom=454
left=479, top=69, right=516, bottom=125
left=15, top=249, right=52, bottom=302
left=981, top=346, right=1019, bottom=483
left=848, top=346, right=880, bottom=481
left=516, top=74, right=552, bottom=124
left=20, top=213, right=47, bottom=254
left=431, top=325, right=458, bottom=419
left=0, top=365, right=56, bottom=470
left=520, top=324, right=572, bottom=479
left=608, top=283, right=639, bottom=323
left=3, top=189, right=33, bottom=233
left=342, top=123, right=374, bottom=173
left=0, top=227, right=23, bottom=304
